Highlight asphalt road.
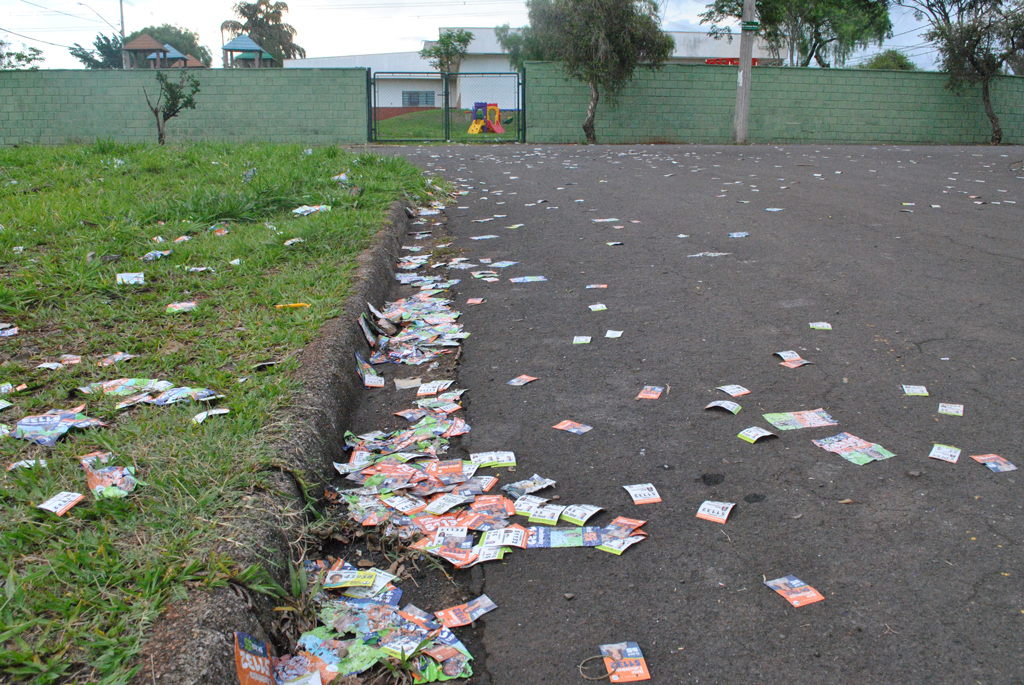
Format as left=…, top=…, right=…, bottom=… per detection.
left=386, top=142, right=1024, bottom=684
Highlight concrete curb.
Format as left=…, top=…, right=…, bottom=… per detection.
left=130, top=201, right=409, bottom=685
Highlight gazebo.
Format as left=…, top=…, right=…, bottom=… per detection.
left=122, top=34, right=168, bottom=69
left=222, top=35, right=271, bottom=68
left=147, top=44, right=184, bottom=68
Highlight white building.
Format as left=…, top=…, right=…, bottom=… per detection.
left=284, top=27, right=779, bottom=110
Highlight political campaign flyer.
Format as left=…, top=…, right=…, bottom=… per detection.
left=512, top=494, right=548, bottom=516
left=481, top=525, right=528, bottom=549
left=234, top=632, right=273, bottom=685
left=553, top=420, right=593, bottom=435
left=506, top=374, right=538, bottom=386
left=599, top=641, right=651, bottom=682
left=971, top=454, right=1017, bottom=472
left=37, top=491, right=84, bottom=516
left=761, top=409, right=838, bottom=431
left=775, top=350, right=812, bottom=368
left=623, top=484, right=661, bottom=505
left=705, top=400, right=741, bottom=414
left=469, top=451, right=516, bottom=468
left=635, top=386, right=664, bottom=400
left=938, top=403, right=964, bottom=416
left=812, top=432, right=895, bottom=466
left=561, top=504, right=603, bottom=525
left=696, top=500, right=736, bottom=524
left=717, top=384, right=750, bottom=397
left=765, top=575, right=825, bottom=607
left=902, top=384, right=929, bottom=396
left=809, top=322, right=832, bottom=330
left=528, top=503, right=566, bottom=525
left=434, top=595, right=497, bottom=627
left=597, top=534, right=646, bottom=556
left=929, top=444, right=961, bottom=463
left=503, top=474, right=556, bottom=499
left=738, top=427, right=776, bottom=443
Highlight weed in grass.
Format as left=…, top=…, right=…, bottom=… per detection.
left=0, top=142, right=436, bottom=682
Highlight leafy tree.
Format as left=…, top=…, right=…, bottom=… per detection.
left=144, top=72, right=200, bottom=144
left=420, top=29, right=474, bottom=72
left=0, top=39, right=44, bottom=70
left=126, top=24, right=213, bottom=66
left=515, top=0, right=675, bottom=144
left=495, top=24, right=554, bottom=70
left=896, top=0, right=1024, bottom=144
left=857, top=47, right=918, bottom=69
left=69, top=33, right=123, bottom=69
left=221, top=0, right=305, bottom=66
left=700, top=0, right=892, bottom=67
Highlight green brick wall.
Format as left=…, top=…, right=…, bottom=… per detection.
left=0, top=69, right=369, bottom=146
left=525, top=62, right=1024, bottom=145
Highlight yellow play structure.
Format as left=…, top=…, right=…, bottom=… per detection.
left=468, top=102, right=505, bottom=134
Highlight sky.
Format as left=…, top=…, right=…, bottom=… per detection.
left=1, top=0, right=940, bottom=71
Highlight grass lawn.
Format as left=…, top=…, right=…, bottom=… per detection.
left=0, top=141, right=433, bottom=684
left=375, top=108, right=521, bottom=143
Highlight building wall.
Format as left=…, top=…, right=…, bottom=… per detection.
left=525, top=62, right=1024, bottom=145
left=0, top=68, right=370, bottom=146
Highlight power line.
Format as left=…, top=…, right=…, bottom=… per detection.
left=0, top=26, right=74, bottom=48
left=306, top=0, right=524, bottom=8
left=16, top=0, right=105, bottom=24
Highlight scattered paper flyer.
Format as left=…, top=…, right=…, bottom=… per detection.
left=561, top=504, right=603, bottom=525
left=37, top=491, right=85, bottom=516
left=762, top=409, right=838, bottom=431
left=234, top=632, right=272, bottom=685
left=717, top=384, right=750, bottom=397
left=765, top=575, right=824, bottom=607
left=596, top=535, right=646, bottom=556
left=938, top=403, right=964, bottom=416
left=705, top=400, right=741, bottom=414
left=929, top=444, right=961, bottom=463
left=507, top=375, right=537, bottom=386
left=166, top=301, right=197, bottom=313
left=809, top=322, right=832, bottom=330
left=553, top=420, right=592, bottom=435
left=470, top=451, right=516, bottom=468
left=192, top=408, right=230, bottom=424
left=775, top=350, right=812, bottom=368
left=586, top=284, right=608, bottom=289
left=729, top=232, right=749, bottom=238
left=971, top=454, right=1017, bottom=472
left=589, top=304, right=607, bottom=312
left=573, top=336, right=592, bottom=344
left=434, top=594, right=497, bottom=627
left=902, top=384, right=929, bottom=396
left=467, top=298, right=485, bottom=305
left=607, top=241, right=623, bottom=246
left=605, top=330, right=623, bottom=338
left=636, top=386, right=663, bottom=400
left=696, top=500, right=735, bottom=524
left=813, top=432, right=895, bottom=466
left=509, top=276, right=547, bottom=283
left=599, top=642, right=651, bottom=682
left=116, top=272, right=144, bottom=285
left=738, top=427, right=776, bottom=443
left=623, top=483, right=661, bottom=505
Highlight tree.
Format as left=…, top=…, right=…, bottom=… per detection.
left=857, top=47, right=918, bottom=69
left=420, top=29, right=474, bottom=72
left=0, top=39, right=44, bottom=70
left=897, top=0, right=1024, bottom=143
left=69, top=34, right=123, bottom=69
left=144, top=72, right=200, bottom=144
left=126, top=25, right=213, bottom=66
left=221, top=0, right=305, bottom=66
left=700, top=0, right=892, bottom=67
left=514, top=0, right=675, bottom=144
left=495, top=24, right=555, bottom=70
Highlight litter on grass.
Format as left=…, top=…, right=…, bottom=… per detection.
left=98, top=352, right=135, bottom=367
left=116, top=272, right=144, bottom=285
left=738, top=427, right=776, bottom=443
left=192, top=408, right=230, bottom=424
left=0, top=324, right=18, bottom=338
left=971, top=454, right=1017, bottom=472
left=141, top=250, right=172, bottom=262
left=166, top=301, right=197, bottom=313
left=813, top=432, right=895, bottom=465
left=762, top=409, right=837, bottom=430
left=696, top=501, right=735, bottom=524
left=81, top=452, right=137, bottom=499
left=12, top=406, right=107, bottom=446
left=37, top=491, right=85, bottom=516
left=705, top=400, right=741, bottom=414
left=292, top=204, right=331, bottom=216
left=765, top=575, right=824, bottom=607
left=929, top=444, right=961, bottom=463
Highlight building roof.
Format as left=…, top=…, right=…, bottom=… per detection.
left=222, top=35, right=266, bottom=53
left=123, top=34, right=167, bottom=52
left=148, top=44, right=185, bottom=60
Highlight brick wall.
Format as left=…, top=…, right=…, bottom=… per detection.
left=525, top=62, right=1024, bottom=145
left=0, top=69, right=369, bottom=146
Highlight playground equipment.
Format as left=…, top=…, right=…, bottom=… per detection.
left=468, top=102, right=505, bottom=134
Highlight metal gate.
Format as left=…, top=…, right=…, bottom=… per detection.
left=371, top=71, right=523, bottom=143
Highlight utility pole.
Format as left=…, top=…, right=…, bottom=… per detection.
left=119, top=0, right=127, bottom=68
left=732, top=0, right=756, bottom=143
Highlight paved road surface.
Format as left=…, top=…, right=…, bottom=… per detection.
left=387, top=143, right=1024, bottom=684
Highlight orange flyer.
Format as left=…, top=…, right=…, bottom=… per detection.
left=234, top=632, right=272, bottom=685
left=600, top=642, right=651, bottom=682
left=765, top=575, right=825, bottom=607
left=635, top=386, right=664, bottom=400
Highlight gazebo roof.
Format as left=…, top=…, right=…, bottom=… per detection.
left=123, top=34, right=167, bottom=52
left=181, top=54, right=206, bottom=68
left=149, top=44, right=185, bottom=60
left=222, top=35, right=265, bottom=53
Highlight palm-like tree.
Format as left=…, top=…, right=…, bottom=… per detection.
left=221, top=0, right=305, bottom=65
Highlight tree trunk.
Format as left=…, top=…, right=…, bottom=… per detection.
left=583, top=82, right=599, bottom=144
left=981, top=78, right=1002, bottom=144
left=156, top=116, right=166, bottom=145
